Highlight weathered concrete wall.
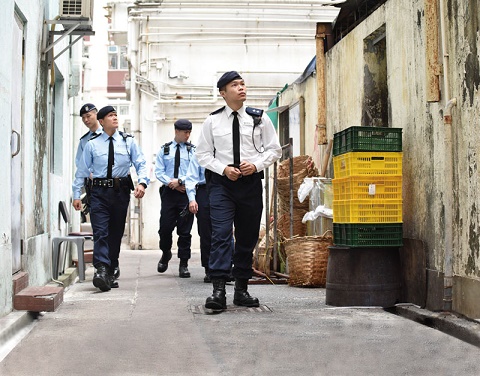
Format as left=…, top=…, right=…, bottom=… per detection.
left=322, top=0, right=480, bottom=317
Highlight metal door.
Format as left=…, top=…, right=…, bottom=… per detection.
left=11, top=14, right=23, bottom=273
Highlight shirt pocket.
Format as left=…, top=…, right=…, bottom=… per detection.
left=116, top=146, right=131, bottom=165
left=240, top=124, right=262, bottom=146
left=212, top=126, right=232, bottom=145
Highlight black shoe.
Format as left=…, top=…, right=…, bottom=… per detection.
left=93, top=264, right=111, bottom=292
left=113, top=266, right=120, bottom=279
left=179, top=265, right=191, bottom=278
left=203, top=274, right=211, bottom=283
left=109, top=275, right=119, bottom=288
left=107, top=270, right=119, bottom=288
left=205, top=279, right=227, bottom=310
left=157, top=249, right=172, bottom=273
left=233, top=279, right=259, bottom=307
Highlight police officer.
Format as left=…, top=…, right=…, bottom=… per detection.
left=155, top=119, right=195, bottom=278
left=75, top=103, right=102, bottom=167
left=185, top=153, right=235, bottom=283
left=185, top=153, right=212, bottom=283
left=76, top=103, right=103, bottom=223
left=72, top=106, right=149, bottom=292
left=196, top=71, right=282, bottom=310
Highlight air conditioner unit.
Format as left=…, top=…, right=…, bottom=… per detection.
left=60, top=0, right=94, bottom=20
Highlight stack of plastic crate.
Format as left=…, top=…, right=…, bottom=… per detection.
left=332, top=126, right=403, bottom=247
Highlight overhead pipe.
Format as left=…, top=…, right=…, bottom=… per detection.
left=128, top=15, right=338, bottom=24
left=131, top=0, right=346, bottom=7
left=438, top=0, right=457, bottom=312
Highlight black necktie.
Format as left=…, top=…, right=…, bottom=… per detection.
left=174, top=144, right=180, bottom=178
left=232, top=111, right=240, bottom=167
left=107, top=136, right=114, bottom=179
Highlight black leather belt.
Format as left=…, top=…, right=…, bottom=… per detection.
left=92, top=177, right=129, bottom=188
left=196, top=184, right=207, bottom=189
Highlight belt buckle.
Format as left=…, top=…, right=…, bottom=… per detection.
left=107, top=179, right=114, bottom=188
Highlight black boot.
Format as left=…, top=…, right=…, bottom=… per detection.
left=179, top=259, right=191, bottom=278
left=233, top=278, right=259, bottom=307
left=205, top=279, right=227, bottom=310
left=93, top=264, right=111, bottom=292
left=157, top=249, right=172, bottom=273
left=113, top=265, right=120, bottom=279
left=203, top=267, right=211, bottom=283
left=108, top=268, right=119, bottom=288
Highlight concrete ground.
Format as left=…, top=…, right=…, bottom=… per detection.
left=1, top=248, right=480, bottom=376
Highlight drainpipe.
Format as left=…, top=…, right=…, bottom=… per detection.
left=439, top=0, right=457, bottom=312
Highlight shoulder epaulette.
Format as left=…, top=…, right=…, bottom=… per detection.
left=185, top=141, right=195, bottom=153
left=119, top=131, right=134, bottom=139
left=89, top=133, right=102, bottom=141
left=163, top=141, right=173, bottom=155
left=246, top=107, right=264, bottom=127
left=210, top=106, right=225, bottom=115
left=80, top=131, right=91, bottom=140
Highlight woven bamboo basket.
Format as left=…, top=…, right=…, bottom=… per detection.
left=284, top=232, right=333, bottom=287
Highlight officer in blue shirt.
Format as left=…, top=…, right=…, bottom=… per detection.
left=155, top=119, right=195, bottom=278
left=75, top=103, right=103, bottom=167
left=185, top=154, right=212, bottom=282
left=72, top=106, right=149, bottom=292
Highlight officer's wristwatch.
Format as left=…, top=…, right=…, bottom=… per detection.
left=139, top=183, right=147, bottom=189
left=178, top=178, right=183, bottom=185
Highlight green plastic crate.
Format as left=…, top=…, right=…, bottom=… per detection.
left=333, top=126, right=403, bottom=156
left=333, top=223, right=403, bottom=248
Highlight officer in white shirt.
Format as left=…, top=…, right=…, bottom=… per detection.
left=196, top=71, right=282, bottom=311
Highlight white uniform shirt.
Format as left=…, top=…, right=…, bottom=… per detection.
left=196, top=105, right=282, bottom=175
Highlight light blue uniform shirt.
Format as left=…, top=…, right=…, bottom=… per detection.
left=72, top=131, right=150, bottom=199
left=155, top=141, right=195, bottom=186
left=74, top=128, right=103, bottom=167
left=185, top=154, right=206, bottom=202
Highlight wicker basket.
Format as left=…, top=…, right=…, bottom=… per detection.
left=284, top=232, right=333, bottom=287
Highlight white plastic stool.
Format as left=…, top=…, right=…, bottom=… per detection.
left=52, top=233, right=93, bottom=282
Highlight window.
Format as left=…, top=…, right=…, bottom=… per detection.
left=362, top=25, right=389, bottom=127
left=108, top=45, right=128, bottom=70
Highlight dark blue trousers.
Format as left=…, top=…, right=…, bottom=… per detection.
left=208, top=173, right=263, bottom=280
left=195, top=185, right=211, bottom=268
left=89, top=186, right=130, bottom=269
left=158, top=187, right=194, bottom=260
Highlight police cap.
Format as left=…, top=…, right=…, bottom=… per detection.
left=217, top=71, right=242, bottom=89
left=174, top=119, right=192, bottom=130
left=97, top=106, right=116, bottom=120
left=79, top=103, right=96, bottom=116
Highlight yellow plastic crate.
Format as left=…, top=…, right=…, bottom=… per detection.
left=333, top=176, right=402, bottom=200
left=333, top=199, right=403, bottom=223
left=333, top=152, right=403, bottom=178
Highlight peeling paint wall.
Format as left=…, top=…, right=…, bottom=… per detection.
left=322, top=0, right=480, bottom=317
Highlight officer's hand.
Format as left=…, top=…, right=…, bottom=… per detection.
left=189, top=200, right=198, bottom=214
left=224, top=166, right=242, bottom=181
left=175, top=185, right=186, bottom=193
left=134, top=184, right=146, bottom=199
left=168, top=179, right=180, bottom=189
left=73, top=199, right=83, bottom=211
left=239, top=161, right=257, bottom=176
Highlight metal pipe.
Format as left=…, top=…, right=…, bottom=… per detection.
left=289, top=138, right=294, bottom=238
left=439, top=0, right=457, bottom=312
left=128, top=15, right=338, bottom=23
left=132, top=0, right=346, bottom=5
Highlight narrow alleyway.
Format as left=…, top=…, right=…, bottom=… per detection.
left=1, top=248, right=479, bottom=376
